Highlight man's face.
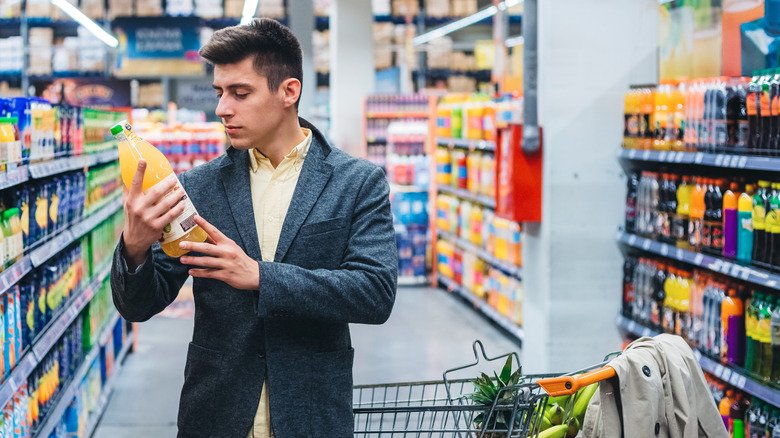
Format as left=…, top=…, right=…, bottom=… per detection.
left=212, top=56, right=285, bottom=150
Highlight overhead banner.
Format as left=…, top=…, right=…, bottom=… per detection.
left=113, top=16, right=204, bottom=77
left=35, top=78, right=132, bottom=108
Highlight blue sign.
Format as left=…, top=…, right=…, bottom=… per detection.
left=114, top=17, right=201, bottom=61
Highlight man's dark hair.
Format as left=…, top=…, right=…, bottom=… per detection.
left=199, top=18, right=303, bottom=106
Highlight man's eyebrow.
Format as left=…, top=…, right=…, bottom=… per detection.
left=212, top=83, right=255, bottom=90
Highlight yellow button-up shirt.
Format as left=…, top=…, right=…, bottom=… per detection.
left=246, top=128, right=312, bottom=438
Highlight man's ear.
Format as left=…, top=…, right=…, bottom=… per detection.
left=281, top=78, right=302, bottom=109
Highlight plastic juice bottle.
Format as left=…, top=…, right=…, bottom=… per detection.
left=746, top=292, right=758, bottom=373
left=0, top=118, right=12, bottom=174
left=3, top=210, right=18, bottom=266
left=720, top=389, right=734, bottom=427
left=672, top=84, right=686, bottom=151
left=730, top=394, right=747, bottom=438
left=112, top=121, right=207, bottom=258
left=754, top=180, right=771, bottom=264
left=711, top=179, right=725, bottom=252
left=761, top=81, right=773, bottom=155
left=675, top=176, right=691, bottom=248
left=450, top=103, right=463, bottom=139
left=760, top=295, right=775, bottom=381
left=770, top=183, right=780, bottom=268
left=466, top=152, right=480, bottom=193
left=721, top=288, right=745, bottom=366
left=738, top=185, right=755, bottom=263
left=747, top=76, right=760, bottom=152
left=654, top=83, right=670, bottom=150
left=689, top=178, right=706, bottom=249
left=640, top=88, right=655, bottom=150
left=723, top=182, right=739, bottom=259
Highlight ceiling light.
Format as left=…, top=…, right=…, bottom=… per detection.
left=51, top=0, right=118, bottom=48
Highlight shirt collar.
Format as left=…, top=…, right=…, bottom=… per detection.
left=249, top=128, right=312, bottom=172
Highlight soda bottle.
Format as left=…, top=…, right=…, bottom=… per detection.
left=754, top=181, right=771, bottom=265
left=722, top=287, right=745, bottom=366
left=771, top=74, right=780, bottom=155
left=761, top=78, right=773, bottom=155
left=771, top=409, right=780, bottom=438
left=730, top=393, right=748, bottom=438
left=724, top=182, right=739, bottom=259
left=626, top=172, right=638, bottom=232
left=747, top=398, right=761, bottom=437
left=712, top=78, right=729, bottom=153
left=770, top=183, right=780, bottom=268
left=655, top=82, right=672, bottom=151
left=672, top=83, right=686, bottom=151
left=624, top=89, right=636, bottom=149
left=738, top=185, right=755, bottom=264
left=748, top=75, right=762, bottom=152
left=111, top=121, right=208, bottom=258
left=651, top=262, right=667, bottom=330
left=690, top=178, right=706, bottom=249
left=711, top=179, right=725, bottom=253
left=702, top=179, right=715, bottom=250
left=623, top=257, right=636, bottom=317
left=640, top=87, right=655, bottom=150
left=727, top=78, right=750, bottom=153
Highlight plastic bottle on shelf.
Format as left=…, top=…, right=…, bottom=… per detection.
left=672, top=83, right=686, bottom=152
left=771, top=295, right=780, bottom=384
left=720, top=389, right=734, bottom=427
left=769, top=183, right=780, bottom=268
left=721, top=287, right=745, bottom=366
left=738, top=184, right=755, bottom=263
left=466, top=152, right=481, bottom=194
left=760, top=294, right=775, bottom=381
left=723, top=182, right=739, bottom=259
left=112, top=121, right=207, bottom=258
left=754, top=181, right=771, bottom=264
left=747, top=75, right=761, bottom=153
left=689, top=177, right=706, bottom=249
left=726, top=78, right=749, bottom=152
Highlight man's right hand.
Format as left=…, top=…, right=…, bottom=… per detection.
left=121, top=161, right=186, bottom=270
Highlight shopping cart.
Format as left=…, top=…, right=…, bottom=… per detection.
left=353, top=341, right=619, bottom=437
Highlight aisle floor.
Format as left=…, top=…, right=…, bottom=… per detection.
left=93, top=286, right=520, bottom=437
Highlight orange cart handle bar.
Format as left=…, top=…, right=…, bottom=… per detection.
left=536, top=366, right=616, bottom=397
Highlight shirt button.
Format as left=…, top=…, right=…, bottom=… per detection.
left=642, top=365, right=652, bottom=377
left=655, top=422, right=660, bottom=435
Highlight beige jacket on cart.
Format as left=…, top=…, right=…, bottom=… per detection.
left=581, top=334, right=728, bottom=438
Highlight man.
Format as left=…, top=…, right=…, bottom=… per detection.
left=110, top=18, right=398, bottom=437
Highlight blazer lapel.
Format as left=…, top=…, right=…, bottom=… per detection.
left=219, top=148, right=262, bottom=261
left=274, top=137, right=333, bottom=262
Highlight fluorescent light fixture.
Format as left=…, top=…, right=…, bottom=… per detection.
left=51, top=0, right=118, bottom=47
left=413, top=0, right=524, bottom=46
left=241, top=0, right=259, bottom=25
left=505, top=35, right=524, bottom=47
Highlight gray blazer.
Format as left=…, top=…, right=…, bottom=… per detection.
left=110, top=119, right=398, bottom=437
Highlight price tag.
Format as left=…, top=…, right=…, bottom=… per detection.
left=642, top=328, right=652, bottom=337
left=738, top=156, right=749, bottom=169
left=694, top=153, right=704, bottom=164
left=715, top=154, right=725, bottom=166
left=628, top=150, right=637, bottom=159
left=736, top=375, right=747, bottom=388
left=628, top=235, right=638, bottom=246
left=676, top=248, right=684, bottom=260
left=642, top=150, right=651, bottom=160
left=659, top=151, right=668, bottom=162
left=694, top=253, right=704, bottom=265
left=627, top=320, right=636, bottom=334
left=642, top=239, right=652, bottom=251
left=675, top=152, right=685, bottom=163
left=721, top=367, right=732, bottom=381
left=767, top=280, right=778, bottom=289
left=714, top=364, right=725, bottom=378
left=660, top=245, right=669, bottom=257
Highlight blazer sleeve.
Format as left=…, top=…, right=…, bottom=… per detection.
left=110, top=173, right=191, bottom=322
left=256, top=166, right=398, bottom=324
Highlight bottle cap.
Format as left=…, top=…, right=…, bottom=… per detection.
left=110, top=123, right=124, bottom=136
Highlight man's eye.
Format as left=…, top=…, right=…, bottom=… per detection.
left=236, top=93, right=249, bottom=98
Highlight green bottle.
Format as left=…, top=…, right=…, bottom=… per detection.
left=759, top=294, right=775, bottom=381
left=746, top=292, right=758, bottom=373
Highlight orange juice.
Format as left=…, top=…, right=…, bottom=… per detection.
left=111, top=121, right=207, bottom=257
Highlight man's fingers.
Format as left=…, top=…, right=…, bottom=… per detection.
left=180, top=256, right=223, bottom=269
left=149, top=187, right=185, bottom=219
left=193, top=215, right=227, bottom=243
left=145, top=174, right=180, bottom=201
left=189, top=268, right=218, bottom=279
left=179, top=240, right=224, bottom=257
left=129, top=160, right=147, bottom=197
left=152, top=201, right=186, bottom=230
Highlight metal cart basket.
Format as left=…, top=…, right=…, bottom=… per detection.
left=353, top=341, right=619, bottom=437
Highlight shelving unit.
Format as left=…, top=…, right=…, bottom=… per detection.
left=437, top=184, right=496, bottom=209
left=615, top=315, right=780, bottom=407
left=437, top=230, right=521, bottom=280
left=617, top=231, right=780, bottom=291
left=619, top=149, right=780, bottom=172
left=439, top=276, right=523, bottom=345
left=437, top=137, right=496, bottom=152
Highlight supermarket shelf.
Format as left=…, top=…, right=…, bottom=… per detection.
left=371, top=14, right=521, bottom=26
left=366, top=137, right=388, bottom=143
left=437, top=184, right=496, bottom=209
left=30, top=196, right=123, bottom=268
left=397, top=275, right=430, bottom=287
left=366, top=111, right=430, bottom=119
left=437, top=137, right=496, bottom=152
left=29, top=149, right=118, bottom=180
left=439, top=276, right=523, bottom=345
left=33, top=309, right=123, bottom=438
left=617, top=231, right=780, bottom=291
left=437, top=230, right=521, bottom=280
left=419, top=69, right=492, bottom=82
left=83, top=336, right=132, bottom=438
left=0, top=165, right=29, bottom=191
left=0, top=263, right=111, bottom=419
left=615, top=314, right=780, bottom=407
left=0, top=255, right=32, bottom=297
left=618, top=149, right=780, bottom=172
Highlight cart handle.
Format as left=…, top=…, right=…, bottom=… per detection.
left=536, top=366, right=616, bottom=397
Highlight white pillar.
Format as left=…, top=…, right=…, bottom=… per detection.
left=289, top=0, right=315, bottom=120
left=330, top=0, right=374, bottom=156
left=521, top=0, right=659, bottom=373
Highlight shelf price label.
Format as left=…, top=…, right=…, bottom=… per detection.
left=660, top=244, right=669, bottom=257
left=694, top=153, right=704, bottom=164
left=658, top=151, right=668, bottom=162
left=642, top=239, right=652, bottom=251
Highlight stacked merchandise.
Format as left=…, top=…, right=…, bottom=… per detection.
left=433, top=94, right=524, bottom=339
left=387, top=121, right=429, bottom=285
left=619, top=77, right=780, bottom=422
left=0, top=97, right=131, bottom=437
left=363, top=94, right=431, bottom=169
left=133, top=120, right=226, bottom=175
left=0, top=37, right=23, bottom=75
left=704, top=373, right=780, bottom=437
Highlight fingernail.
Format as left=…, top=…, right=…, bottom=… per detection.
left=180, top=242, right=187, bottom=249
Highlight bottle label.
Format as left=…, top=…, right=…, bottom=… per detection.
left=772, top=315, right=780, bottom=345
left=711, top=222, right=724, bottom=250
left=157, top=174, right=199, bottom=245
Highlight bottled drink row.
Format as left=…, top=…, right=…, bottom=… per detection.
left=435, top=147, right=496, bottom=198
left=625, top=171, right=780, bottom=270
left=366, top=95, right=430, bottom=114
left=623, top=254, right=778, bottom=385
left=705, top=374, right=777, bottom=438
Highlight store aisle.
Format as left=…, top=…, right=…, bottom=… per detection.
left=93, top=286, right=520, bottom=437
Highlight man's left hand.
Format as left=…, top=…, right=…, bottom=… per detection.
left=180, top=216, right=260, bottom=290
